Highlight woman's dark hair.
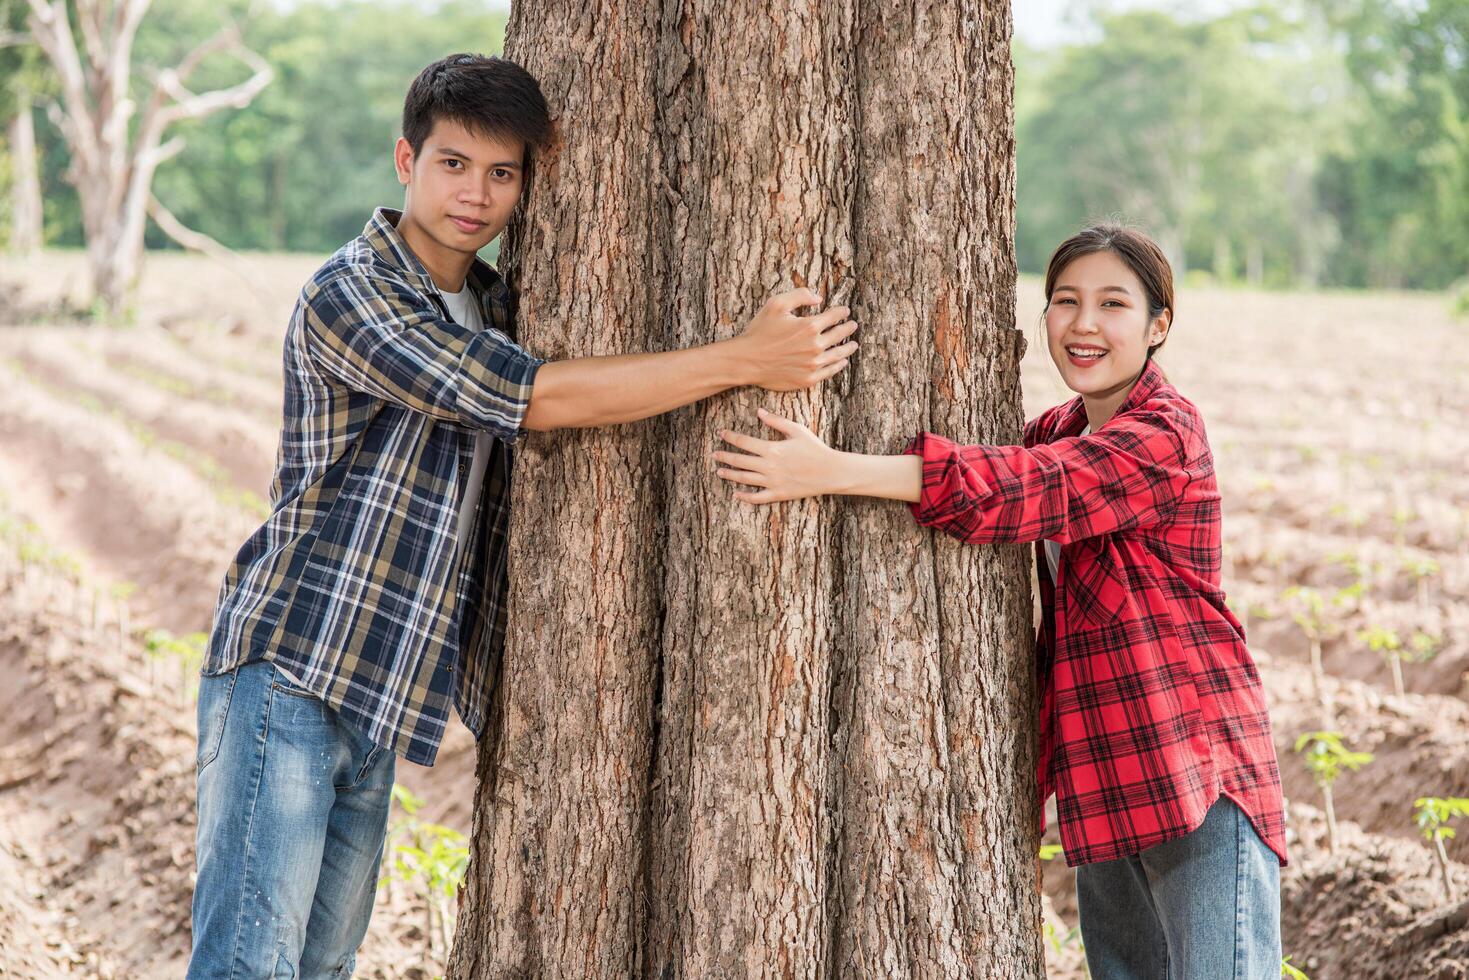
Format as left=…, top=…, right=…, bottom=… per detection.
left=1043, top=224, right=1175, bottom=360
left=402, top=54, right=552, bottom=162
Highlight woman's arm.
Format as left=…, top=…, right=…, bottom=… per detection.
left=714, top=406, right=1196, bottom=545
left=714, top=409, right=921, bottom=503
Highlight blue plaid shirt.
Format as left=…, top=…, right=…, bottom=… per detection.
left=204, top=208, right=543, bottom=765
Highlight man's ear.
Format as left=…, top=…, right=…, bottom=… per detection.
left=394, top=137, right=415, bottom=186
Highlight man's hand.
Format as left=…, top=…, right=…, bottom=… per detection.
left=520, top=289, right=857, bottom=431
left=727, top=289, right=858, bottom=392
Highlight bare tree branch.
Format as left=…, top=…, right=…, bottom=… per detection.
left=156, top=42, right=273, bottom=126
left=25, top=0, right=274, bottom=312
left=25, top=0, right=102, bottom=174
left=0, top=29, right=31, bottom=47
left=134, top=26, right=272, bottom=166
left=146, top=194, right=273, bottom=311
left=76, top=0, right=106, bottom=71
left=108, top=0, right=152, bottom=120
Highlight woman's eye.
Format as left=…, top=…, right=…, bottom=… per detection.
left=444, top=159, right=462, bottom=170
left=492, top=169, right=510, bottom=179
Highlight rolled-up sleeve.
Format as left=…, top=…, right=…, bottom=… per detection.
left=904, top=408, right=1193, bottom=545
left=303, top=271, right=542, bottom=441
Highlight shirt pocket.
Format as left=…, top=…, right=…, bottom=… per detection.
left=1063, top=537, right=1130, bottom=627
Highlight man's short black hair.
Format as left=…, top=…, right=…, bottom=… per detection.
left=402, top=54, right=551, bottom=160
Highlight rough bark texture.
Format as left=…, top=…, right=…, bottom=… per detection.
left=451, top=2, right=1041, bottom=978
left=446, top=2, right=663, bottom=975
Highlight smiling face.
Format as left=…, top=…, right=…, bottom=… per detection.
left=1045, top=249, right=1171, bottom=418
left=393, top=117, right=526, bottom=289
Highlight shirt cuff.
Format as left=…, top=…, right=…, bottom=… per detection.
left=457, top=328, right=544, bottom=442
left=903, top=430, right=994, bottom=527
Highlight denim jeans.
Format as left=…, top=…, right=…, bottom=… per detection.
left=1076, top=795, right=1282, bottom=980
left=188, top=659, right=397, bottom=979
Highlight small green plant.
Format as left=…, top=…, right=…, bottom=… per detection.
left=1295, top=731, right=1373, bottom=854
left=1359, top=625, right=1407, bottom=698
left=1043, top=920, right=1085, bottom=957
left=1324, top=548, right=1372, bottom=587
left=1399, top=555, right=1440, bottom=609
left=1281, top=955, right=1311, bottom=979
left=1391, top=507, right=1416, bottom=552
left=1413, top=797, right=1469, bottom=902
left=1408, top=631, right=1442, bottom=665
left=1282, top=587, right=1341, bottom=716
left=1451, top=278, right=1469, bottom=318
left=142, top=629, right=208, bottom=704
left=382, top=785, right=469, bottom=961
left=1326, top=504, right=1367, bottom=538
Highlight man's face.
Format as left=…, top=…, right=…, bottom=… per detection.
left=395, top=118, right=526, bottom=257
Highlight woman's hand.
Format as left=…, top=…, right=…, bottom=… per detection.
left=713, top=408, right=842, bottom=505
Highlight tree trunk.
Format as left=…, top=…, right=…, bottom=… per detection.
left=446, top=2, right=665, bottom=975
left=6, top=89, right=42, bottom=255
left=450, top=2, right=1041, bottom=978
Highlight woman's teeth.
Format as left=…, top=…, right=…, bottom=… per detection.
left=1067, top=347, right=1106, bottom=359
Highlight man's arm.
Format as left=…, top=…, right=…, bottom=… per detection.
left=522, top=289, right=857, bottom=431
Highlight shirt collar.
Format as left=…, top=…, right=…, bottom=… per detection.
left=1055, top=357, right=1167, bottom=437
left=363, top=207, right=505, bottom=301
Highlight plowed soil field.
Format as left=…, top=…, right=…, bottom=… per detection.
left=2, top=251, right=1466, bottom=978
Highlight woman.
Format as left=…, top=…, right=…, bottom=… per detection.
left=713, top=225, right=1288, bottom=979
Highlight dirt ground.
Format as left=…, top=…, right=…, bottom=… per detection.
left=1, top=250, right=1467, bottom=978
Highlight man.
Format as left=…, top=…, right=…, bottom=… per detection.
left=188, top=53, right=857, bottom=979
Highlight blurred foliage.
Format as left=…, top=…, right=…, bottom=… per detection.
left=1016, top=1, right=1465, bottom=290
left=9, top=0, right=506, bottom=255
left=1, top=0, right=1465, bottom=291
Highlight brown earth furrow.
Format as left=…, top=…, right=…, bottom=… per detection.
left=0, top=362, right=258, bottom=633
left=0, top=351, right=477, bottom=836
left=1264, top=656, right=1469, bottom=864
left=87, top=328, right=285, bottom=426
left=0, top=544, right=448, bottom=979
left=10, top=334, right=279, bottom=500
left=1281, top=802, right=1469, bottom=980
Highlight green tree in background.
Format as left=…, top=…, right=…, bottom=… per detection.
left=1, top=0, right=48, bottom=253
left=1316, top=0, right=1469, bottom=289
left=148, top=0, right=508, bottom=255
left=1015, top=6, right=1344, bottom=287
left=7, top=0, right=1466, bottom=291
left=27, top=0, right=505, bottom=257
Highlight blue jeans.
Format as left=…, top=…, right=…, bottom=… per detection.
left=1076, top=796, right=1282, bottom=980
left=188, top=659, right=397, bottom=979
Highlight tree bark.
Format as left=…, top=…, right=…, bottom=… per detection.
left=446, top=2, right=664, bottom=976
left=7, top=88, right=42, bottom=255
left=451, top=2, right=1041, bottom=977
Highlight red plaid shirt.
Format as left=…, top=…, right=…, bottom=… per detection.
left=906, top=360, right=1287, bottom=867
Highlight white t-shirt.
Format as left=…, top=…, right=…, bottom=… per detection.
left=1043, top=425, right=1090, bottom=582
left=439, top=283, right=492, bottom=547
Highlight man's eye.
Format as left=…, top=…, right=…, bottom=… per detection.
left=493, top=169, right=511, bottom=179
left=444, top=159, right=462, bottom=169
